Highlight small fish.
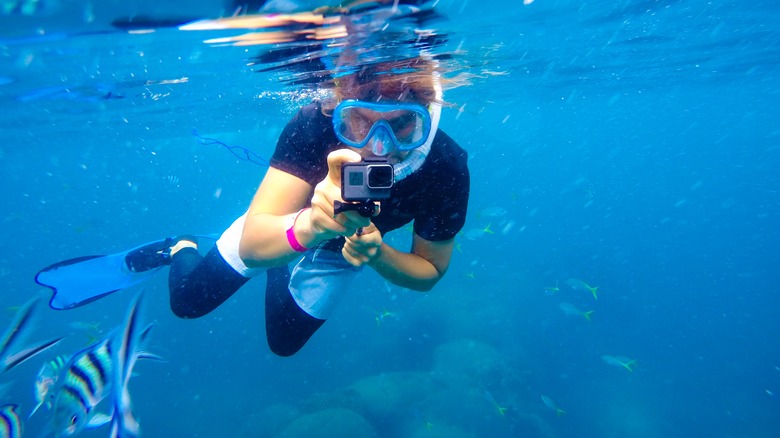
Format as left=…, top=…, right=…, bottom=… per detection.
left=69, top=321, right=103, bottom=345
left=544, top=280, right=560, bottom=295
left=463, top=223, right=494, bottom=240
left=374, top=309, right=398, bottom=326
left=0, top=404, right=22, bottom=438
left=1, top=296, right=63, bottom=374
left=410, top=408, right=433, bottom=430
left=68, top=321, right=101, bottom=333
left=559, top=303, right=594, bottom=321
left=565, top=278, right=599, bottom=300
left=163, top=175, right=180, bottom=185
left=541, top=395, right=566, bottom=416
left=478, top=207, right=507, bottom=218
left=51, top=294, right=155, bottom=437
left=601, top=355, right=637, bottom=372
left=29, top=355, right=67, bottom=418
left=484, top=390, right=508, bottom=416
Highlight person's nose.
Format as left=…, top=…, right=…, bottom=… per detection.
left=369, top=126, right=395, bottom=156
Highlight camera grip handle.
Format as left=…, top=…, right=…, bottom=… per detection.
left=334, top=200, right=375, bottom=218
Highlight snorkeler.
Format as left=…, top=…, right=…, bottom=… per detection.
left=36, top=0, right=469, bottom=357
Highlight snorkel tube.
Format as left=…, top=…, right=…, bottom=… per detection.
left=392, top=60, right=442, bottom=182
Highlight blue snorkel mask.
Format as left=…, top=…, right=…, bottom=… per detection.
left=333, top=100, right=433, bottom=156
left=332, top=61, right=443, bottom=181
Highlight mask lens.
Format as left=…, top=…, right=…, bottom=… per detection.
left=387, top=111, right=425, bottom=147
left=335, top=106, right=375, bottom=144
left=334, top=101, right=430, bottom=149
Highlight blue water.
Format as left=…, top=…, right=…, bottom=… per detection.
left=1, top=0, right=779, bottom=437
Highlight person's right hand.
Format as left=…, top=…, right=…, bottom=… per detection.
left=307, top=149, right=372, bottom=243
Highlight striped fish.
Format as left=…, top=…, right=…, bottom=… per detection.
left=52, top=339, right=114, bottom=435
left=1, top=296, right=62, bottom=374
left=51, top=294, right=153, bottom=437
left=162, top=175, right=180, bottom=185
left=109, top=293, right=149, bottom=438
left=0, top=404, right=22, bottom=438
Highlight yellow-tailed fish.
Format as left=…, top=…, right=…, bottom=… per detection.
left=541, top=395, right=566, bottom=416
left=558, top=302, right=594, bottom=321
left=375, top=309, right=398, bottom=326
left=463, top=223, right=494, bottom=240
left=601, top=355, right=637, bottom=372
left=484, top=390, right=508, bottom=416
left=565, top=278, right=599, bottom=300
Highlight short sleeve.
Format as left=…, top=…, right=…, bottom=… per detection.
left=269, top=103, right=333, bottom=186
left=413, top=136, right=470, bottom=241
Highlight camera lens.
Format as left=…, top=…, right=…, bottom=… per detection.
left=367, top=165, right=393, bottom=189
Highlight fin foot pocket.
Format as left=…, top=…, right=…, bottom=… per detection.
left=124, top=238, right=175, bottom=273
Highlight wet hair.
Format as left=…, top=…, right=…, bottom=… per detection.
left=321, top=57, right=439, bottom=113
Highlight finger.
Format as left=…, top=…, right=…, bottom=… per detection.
left=331, top=211, right=359, bottom=234
left=346, top=238, right=381, bottom=262
left=346, top=239, right=379, bottom=265
left=344, top=233, right=360, bottom=245
left=344, top=238, right=367, bottom=257
left=331, top=217, right=357, bottom=236
left=361, top=222, right=378, bottom=235
left=336, top=206, right=367, bottom=222
left=341, top=246, right=362, bottom=267
left=326, top=149, right=363, bottom=186
left=348, top=224, right=379, bottom=243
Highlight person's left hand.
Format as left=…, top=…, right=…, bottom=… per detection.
left=342, top=222, right=383, bottom=267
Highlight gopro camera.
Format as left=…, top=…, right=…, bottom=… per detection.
left=341, top=157, right=394, bottom=202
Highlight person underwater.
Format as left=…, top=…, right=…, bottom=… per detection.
left=35, top=0, right=468, bottom=357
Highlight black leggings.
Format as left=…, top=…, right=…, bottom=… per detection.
left=169, top=247, right=325, bottom=356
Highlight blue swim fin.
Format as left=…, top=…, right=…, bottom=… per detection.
left=35, top=240, right=168, bottom=310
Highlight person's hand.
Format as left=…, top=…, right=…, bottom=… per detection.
left=308, top=149, right=372, bottom=243
left=343, top=223, right=383, bottom=267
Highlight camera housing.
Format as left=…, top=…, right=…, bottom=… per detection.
left=341, top=157, right=394, bottom=202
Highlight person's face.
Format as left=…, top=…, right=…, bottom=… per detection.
left=344, top=105, right=420, bottom=162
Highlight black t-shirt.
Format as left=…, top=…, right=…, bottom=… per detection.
left=270, top=102, right=470, bottom=241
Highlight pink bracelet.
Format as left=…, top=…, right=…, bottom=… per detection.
left=286, top=208, right=309, bottom=253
